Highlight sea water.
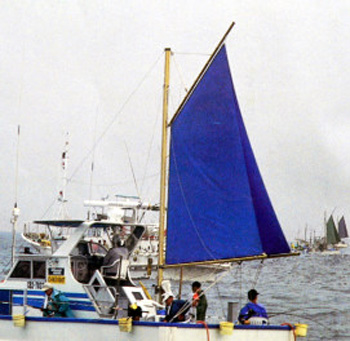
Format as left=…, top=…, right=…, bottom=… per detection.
left=0, top=232, right=349, bottom=341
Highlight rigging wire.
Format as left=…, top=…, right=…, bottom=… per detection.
left=67, top=52, right=163, bottom=183
left=139, top=97, right=162, bottom=197
left=69, top=172, right=160, bottom=188
left=124, top=141, right=140, bottom=198
left=238, top=262, right=243, bottom=312
left=173, top=52, right=211, bottom=56
left=40, top=198, right=57, bottom=219
left=172, top=54, right=188, bottom=93
left=88, top=105, right=100, bottom=219
left=251, top=259, right=264, bottom=288
left=170, top=263, right=239, bottom=322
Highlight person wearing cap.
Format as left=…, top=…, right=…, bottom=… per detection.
left=162, top=292, right=188, bottom=323
left=41, top=282, right=74, bottom=318
left=238, top=289, right=268, bottom=324
left=191, top=281, right=208, bottom=321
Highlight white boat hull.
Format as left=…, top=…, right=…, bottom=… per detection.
left=0, top=316, right=295, bottom=341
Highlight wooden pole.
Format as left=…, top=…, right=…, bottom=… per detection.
left=157, top=48, right=171, bottom=302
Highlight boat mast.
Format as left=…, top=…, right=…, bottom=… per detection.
left=11, top=125, right=21, bottom=266
left=157, top=48, right=171, bottom=299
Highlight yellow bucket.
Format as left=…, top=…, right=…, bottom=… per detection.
left=13, top=314, right=25, bottom=328
left=219, top=321, right=234, bottom=335
left=295, top=323, right=308, bottom=337
left=119, top=317, right=132, bottom=333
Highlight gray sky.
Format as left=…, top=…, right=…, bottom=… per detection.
left=0, top=1, right=349, bottom=240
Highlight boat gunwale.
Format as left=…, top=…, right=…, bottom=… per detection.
left=0, top=315, right=293, bottom=330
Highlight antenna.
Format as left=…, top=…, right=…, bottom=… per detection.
left=88, top=106, right=100, bottom=220
left=57, top=132, right=70, bottom=219
left=11, top=125, right=21, bottom=266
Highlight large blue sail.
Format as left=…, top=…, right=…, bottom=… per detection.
left=166, top=45, right=290, bottom=265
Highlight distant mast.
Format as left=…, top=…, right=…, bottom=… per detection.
left=56, top=133, right=69, bottom=219
left=11, top=125, right=21, bottom=266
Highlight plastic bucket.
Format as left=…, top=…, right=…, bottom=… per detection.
left=219, top=321, right=234, bottom=335
left=295, top=323, right=308, bottom=337
left=119, top=317, right=132, bottom=333
left=13, top=314, right=25, bottom=328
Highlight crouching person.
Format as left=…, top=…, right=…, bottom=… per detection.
left=41, top=282, right=74, bottom=318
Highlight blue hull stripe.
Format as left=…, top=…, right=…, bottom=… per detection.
left=13, top=290, right=88, bottom=299
left=12, top=297, right=95, bottom=312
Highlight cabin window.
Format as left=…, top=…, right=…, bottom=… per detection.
left=122, top=209, right=135, bottom=223
left=33, top=261, right=46, bottom=279
left=132, top=292, right=144, bottom=301
left=10, top=261, right=31, bottom=279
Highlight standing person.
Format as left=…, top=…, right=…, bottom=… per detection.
left=162, top=293, right=188, bottom=323
left=238, top=289, right=268, bottom=324
left=41, top=283, right=74, bottom=318
left=191, top=281, right=208, bottom=322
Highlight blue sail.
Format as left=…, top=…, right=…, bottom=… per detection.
left=166, top=45, right=290, bottom=265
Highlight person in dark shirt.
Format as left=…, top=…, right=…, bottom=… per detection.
left=191, top=281, right=208, bottom=321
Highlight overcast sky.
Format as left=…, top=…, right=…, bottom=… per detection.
left=0, top=1, right=349, bottom=240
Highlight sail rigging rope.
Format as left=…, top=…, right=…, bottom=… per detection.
left=173, top=52, right=211, bottom=56
left=124, top=141, right=140, bottom=198
left=169, top=263, right=239, bottom=322
left=172, top=54, right=188, bottom=93
left=238, top=262, right=243, bottom=312
left=251, top=259, right=264, bottom=289
left=67, top=52, right=164, bottom=184
left=139, top=98, right=162, bottom=197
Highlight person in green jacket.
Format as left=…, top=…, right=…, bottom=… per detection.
left=192, top=281, right=207, bottom=322
left=41, top=282, right=74, bottom=318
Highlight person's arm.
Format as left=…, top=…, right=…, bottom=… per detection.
left=238, top=305, right=254, bottom=324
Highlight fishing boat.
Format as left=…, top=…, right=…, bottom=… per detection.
left=0, top=23, right=303, bottom=340
left=20, top=124, right=228, bottom=281
left=22, top=195, right=229, bottom=280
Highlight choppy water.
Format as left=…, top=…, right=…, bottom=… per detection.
left=1, top=232, right=349, bottom=341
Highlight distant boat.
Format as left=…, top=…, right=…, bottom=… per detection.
left=338, top=216, right=349, bottom=239
left=320, top=215, right=347, bottom=253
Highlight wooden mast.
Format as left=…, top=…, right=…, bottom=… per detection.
left=157, top=48, right=171, bottom=300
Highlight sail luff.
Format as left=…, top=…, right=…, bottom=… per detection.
left=169, top=22, right=235, bottom=126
